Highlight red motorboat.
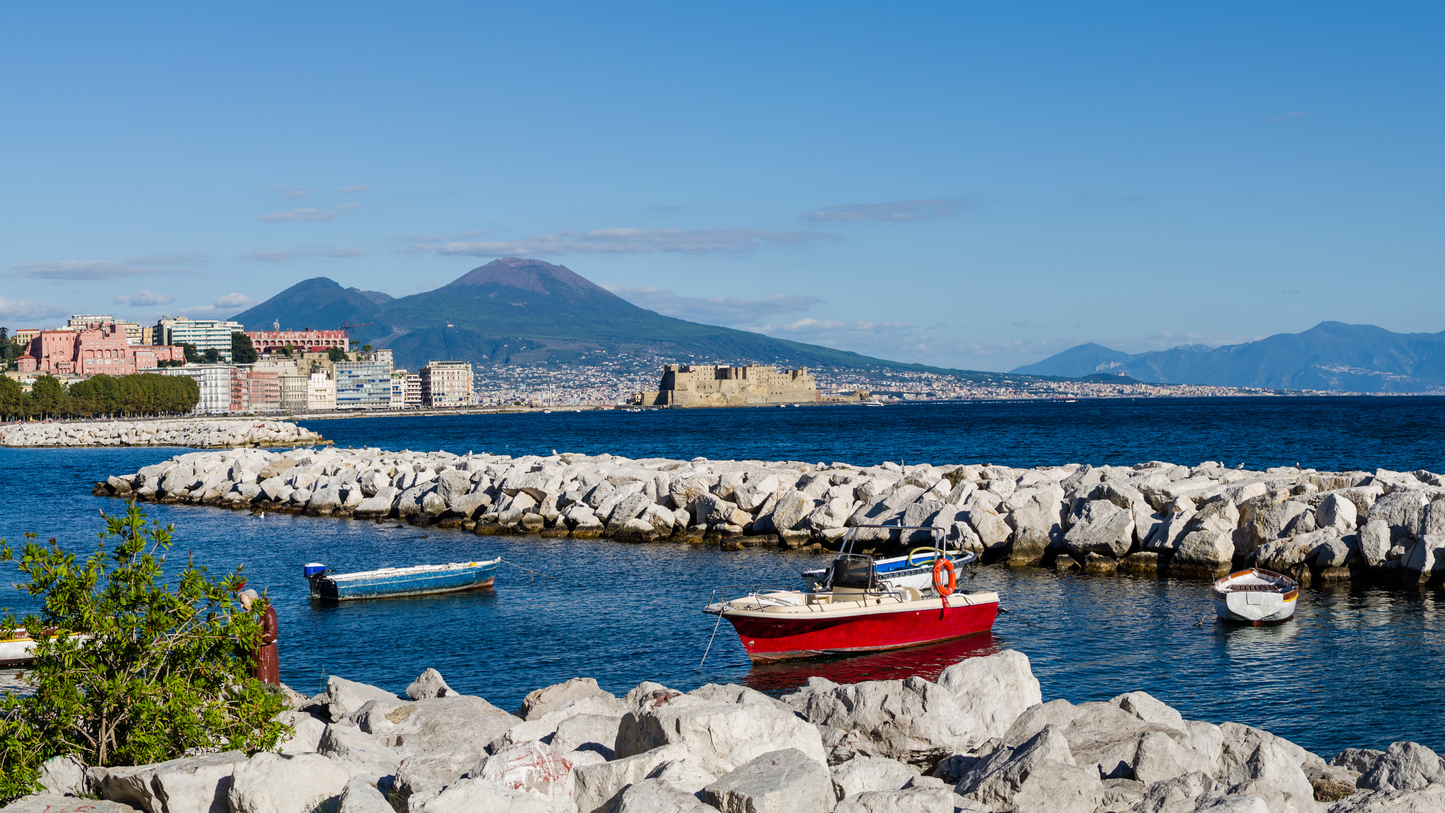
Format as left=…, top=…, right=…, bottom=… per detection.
left=704, top=525, right=999, bottom=662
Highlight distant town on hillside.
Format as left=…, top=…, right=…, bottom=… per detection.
left=0, top=311, right=1299, bottom=419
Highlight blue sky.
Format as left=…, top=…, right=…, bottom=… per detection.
left=1, top=1, right=1440, bottom=371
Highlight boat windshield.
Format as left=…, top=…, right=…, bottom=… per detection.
left=831, top=555, right=877, bottom=590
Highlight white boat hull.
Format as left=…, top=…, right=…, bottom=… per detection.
left=1211, top=568, right=1299, bottom=625
left=0, top=636, right=37, bottom=667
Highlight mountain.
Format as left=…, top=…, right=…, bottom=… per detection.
left=1012, top=322, right=1445, bottom=392
left=235, top=277, right=383, bottom=333
left=232, top=258, right=978, bottom=375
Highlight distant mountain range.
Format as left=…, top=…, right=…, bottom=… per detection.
left=1013, top=322, right=1445, bottom=392
left=233, top=258, right=980, bottom=375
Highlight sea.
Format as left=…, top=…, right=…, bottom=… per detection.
left=3, top=395, right=1444, bottom=758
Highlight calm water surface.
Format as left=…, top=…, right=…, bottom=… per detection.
left=3, top=397, right=1445, bottom=758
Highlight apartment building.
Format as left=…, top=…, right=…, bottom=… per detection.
left=420, top=361, right=473, bottom=408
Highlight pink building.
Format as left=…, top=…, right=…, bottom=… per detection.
left=24, top=326, right=185, bottom=376
left=229, top=368, right=282, bottom=413
left=245, top=329, right=347, bottom=354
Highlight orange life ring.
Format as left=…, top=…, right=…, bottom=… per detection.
left=933, top=558, right=956, bottom=597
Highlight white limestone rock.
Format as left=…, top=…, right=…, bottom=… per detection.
left=699, top=748, right=836, bottom=813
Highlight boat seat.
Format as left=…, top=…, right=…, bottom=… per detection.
left=1225, top=583, right=1285, bottom=593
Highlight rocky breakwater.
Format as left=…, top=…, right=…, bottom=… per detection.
left=9, top=650, right=1443, bottom=813
left=2, top=419, right=327, bottom=449
left=95, top=448, right=1445, bottom=585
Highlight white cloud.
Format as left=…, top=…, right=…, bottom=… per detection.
left=801, top=199, right=968, bottom=222
left=128, top=251, right=211, bottom=266
left=265, top=185, right=312, bottom=198
left=257, top=203, right=358, bottom=222
left=215, top=293, right=253, bottom=308
left=247, top=250, right=296, bottom=262
left=430, top=227, right=837, bottom=257
left=604, top=285, right=822, bottom=325
left=113, top=289, right=176, bottom=306
left=245, top=246, right=363, bottom=261
left=337, top=185, right=374, bottom=193
left=0, top=295, right=66, bottom=322
left=9, top=261, right=192, bottom=280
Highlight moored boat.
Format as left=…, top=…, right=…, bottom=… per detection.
left=707, top=527, right=997, bottom=662
left=1211, top=567, right=1299, bottom=625
left=0, top=628, right=86, bottom=667
left=305, top=558, right=501, bottom=601
left=801, top=525, right=975, bottom=592
left=0, top=630, right=38, bottom=668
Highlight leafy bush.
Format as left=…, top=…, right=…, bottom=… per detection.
left=0, top=503, right=289, bottom=801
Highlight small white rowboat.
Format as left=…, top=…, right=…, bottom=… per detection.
left=1211, top=568, right=1299, bottom=625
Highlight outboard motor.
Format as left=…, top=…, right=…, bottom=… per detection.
left=303, top=563, right=328, bottom=598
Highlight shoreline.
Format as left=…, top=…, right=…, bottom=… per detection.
left=90, top=445, right=1445, bottom=588
left=6, top=650, right=1434, bottom=811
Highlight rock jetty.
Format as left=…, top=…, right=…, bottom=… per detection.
left=96, top=448, right=1445, bottom=585
left=6, top=650, right=1440, bottom=812
left=2, top=419, right=327, bottom=449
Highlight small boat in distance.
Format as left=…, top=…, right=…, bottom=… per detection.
left=305, top=559, right=501, bottom=601
left=864, top=399, right=885, bottom=407
left=1212, top=567, right=1299, bottom=625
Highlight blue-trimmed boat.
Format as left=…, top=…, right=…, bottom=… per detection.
left=304, top=559, right=501, bottom=601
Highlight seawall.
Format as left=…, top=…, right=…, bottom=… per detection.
left=2, top=419, right=328, bottom=449
left=91, top=447, right=1445, bottom=585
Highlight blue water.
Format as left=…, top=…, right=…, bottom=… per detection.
left=4, top=397, right=1445, bottom=759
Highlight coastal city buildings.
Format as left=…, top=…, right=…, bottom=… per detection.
left=405, top=373, right=422, bottom=406
left=16, top=325, right=185, bottom=376
left=420, top=361, right=473, bottom=407
left=67, top=315, right=144, bottom=345
left=280, top=374, right=309, bottom=412
left=157, top=317, right=244, bottom=360
left=306, top=371, right=337, bottom=411
left=334, top=360, right=392, bottom=410
left=161, top=364, right=233, bottom=415
left=244, top=328, right=347, bottom=355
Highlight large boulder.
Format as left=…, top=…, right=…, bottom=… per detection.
left=698, top=749, right=836, bottom=813
left=934, top=650, right=1042, bottom=740
left=1172, top=530, right=1236, bottom=572
left=614, top=779, right=720, bottom=813
left=227, top=753, right=353, bottom=813
left=830, top=756, right=919, bottom=798
left=955, top=725, right=1104, bottom=813
left=783, top=676, right=979, bottom=768
left=616, top=687, right=826, bottom=775
left=96, top=751, right=247, bottom=813
left=517, top=677, right=618, bottom=720
left=406, top=668, right=453, bottom=700
left=1063, top=500, right=1135, bottom=559
left=573, top=742, right=696, bottom=813
left=471, top=741, right=577, bottom=809
left=1402, top=536, right=1445, bottom=579
left=356, top=695, right=521, bottom=758
left=325, top=676, right=399, bottom=722
left=1356, top=741, right=1445, bottom=792
left=336, top=776, right=393, bottom=813
left=1004, top=485, right=1066, bottom=565
left=420, top=777, right=563, bottom=813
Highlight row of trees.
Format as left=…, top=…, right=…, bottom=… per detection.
left=0, top=374, right=199, bottom=420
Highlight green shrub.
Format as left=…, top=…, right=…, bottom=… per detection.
left=0, top=503, right=289, bottom=801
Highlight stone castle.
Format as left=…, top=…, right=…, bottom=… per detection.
left=640, top=364, right=818, bottom=407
